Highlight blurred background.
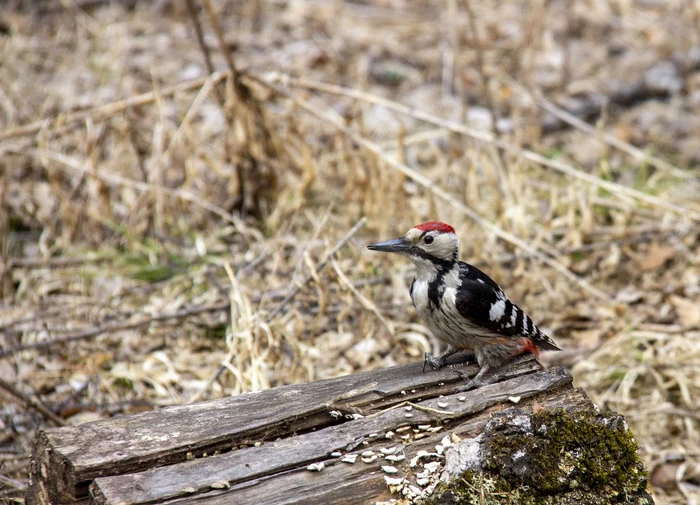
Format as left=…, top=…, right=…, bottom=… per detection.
left=0, top=0, right=698, bottom=502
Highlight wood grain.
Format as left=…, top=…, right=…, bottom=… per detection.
left=27, top=354, right=583, bottom=505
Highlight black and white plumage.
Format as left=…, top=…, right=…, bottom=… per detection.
left=368, top=221, right=559, bottom=391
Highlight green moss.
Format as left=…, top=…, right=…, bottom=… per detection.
left=425, top=409, right=653, bottom=505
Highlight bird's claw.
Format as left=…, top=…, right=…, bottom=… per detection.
left=422, top=352, right=445, bottom=373
left=456, top=378, right=486, bottom=392
left=452, top=367, right=496, bottom=392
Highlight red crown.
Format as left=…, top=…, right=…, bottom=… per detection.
left=413, top=221, right=456, bottom=234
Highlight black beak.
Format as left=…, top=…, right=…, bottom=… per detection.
left=367, top=237, right=412, bottom=254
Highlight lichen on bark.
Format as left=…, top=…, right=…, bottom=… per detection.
left=425, top=407, right=653, bottom=505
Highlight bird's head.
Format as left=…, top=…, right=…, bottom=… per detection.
left=368, top=221, right=460, bottom=275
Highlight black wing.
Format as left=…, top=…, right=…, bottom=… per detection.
left=454, top=262, right=559, bottom=350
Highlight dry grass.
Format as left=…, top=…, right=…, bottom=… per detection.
left=0, top=1, right=699, bottom=503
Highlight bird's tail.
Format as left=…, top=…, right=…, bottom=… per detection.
left=535, top=331, right=561, bottom=351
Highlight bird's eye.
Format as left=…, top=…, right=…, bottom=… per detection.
left=423, top=235, right=434, bottom=245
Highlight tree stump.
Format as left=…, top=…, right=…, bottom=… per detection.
left=25, top=354, right=653, bottom=505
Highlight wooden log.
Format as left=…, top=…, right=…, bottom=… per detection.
left=90, top=368, right=574, bottom=505
left=26, top=354, right=651, bottom=505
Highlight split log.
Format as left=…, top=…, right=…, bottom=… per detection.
left=26, top=354, right=652, bottom=505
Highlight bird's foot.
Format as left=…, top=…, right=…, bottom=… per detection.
left=423, top=352, right=445, bottom=372
left=456, top=377, right=487, bottom=392
left=453, top=366, right=496, bottom=392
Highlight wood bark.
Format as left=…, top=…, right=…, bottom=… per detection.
left=25, top=355, right=636, bottom=505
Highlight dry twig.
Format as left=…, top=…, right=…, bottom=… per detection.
left=272, top=76, right=698, bottom=221
left=0, top=377, right=66, bottom=426
left=256, top=77, right=612, bottom=301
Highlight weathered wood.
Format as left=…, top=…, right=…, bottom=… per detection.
left=26, top=352, right=476, bottom=504
left=90, top=367, right=573, bottom=505
left=161, top=386, right=592, bottom=505
left=27, top=355, right=620, bottom=505
left=26, top=352, right=479, bottom=504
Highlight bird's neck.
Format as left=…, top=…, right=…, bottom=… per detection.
left=412, top=256, right=456, bottom=282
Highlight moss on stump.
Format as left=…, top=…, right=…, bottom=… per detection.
left=426, top=408, right=653, bottom=505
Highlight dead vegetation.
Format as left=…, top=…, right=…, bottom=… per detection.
left=0, top=1, right=698, bottom=503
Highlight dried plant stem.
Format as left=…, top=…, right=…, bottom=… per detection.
left=0, top=302, right=229, bottom=358
left=535, top=91, right=690, bottom=180
left=192, top=219, right=367, bottom=400
left=184, top=0, right=216, bottom=76
left=260, top=78, right=612, bottom=301
left=495, top=71, right=691, bottom=180
left=267, top=217, right=367, bottom=319
left=201, top=0, right=239, bottom=83
left=330, top=256, right=394, bottom=335
left=7, top=147, right=235, bottom=224
left=274, top=76, right=697, bottom=221
left=461, top=0, right=514, bottom=206
left=0, top=377, right=66, bottom=426
left=0, top=72, right=227, bottom=142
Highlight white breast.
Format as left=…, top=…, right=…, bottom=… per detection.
left=410, top=278, right=431, bottom=317
left=411, top=270, right=496, bottom=349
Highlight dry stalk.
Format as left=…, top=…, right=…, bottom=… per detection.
left=330, top=256, right=395, bottom=335
left=192, top=218, right=367, bottom=399
left=258, top=77, right=611, bottom=301
left=0, top=377, right=66, bottom=426
left=537, top=92, right=690, bottom=182
left=0, top=73, right=228, bottom=142
left=7, top=147, right=235, bottom=224
left=461, top=0, right=515, bottom=209
left=267, top=217, right=367, bottom=319
left=496, top=72, right=691, bottom=181
left=0, top=302, right=230, bottom=358
left=184, top=0, right=216, bottom=77
left=273, top=76, right=698, bottom=221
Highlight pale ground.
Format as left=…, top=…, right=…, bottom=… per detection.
left=0, top=1, right=698, bottom=503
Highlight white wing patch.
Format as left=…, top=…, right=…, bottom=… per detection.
left=489, top=299, right=506, bottom=322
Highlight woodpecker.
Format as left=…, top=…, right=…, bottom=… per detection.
left=368, top=221, right=560, bottom=391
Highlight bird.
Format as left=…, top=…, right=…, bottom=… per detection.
left=368, top=221, right=560, bottom=391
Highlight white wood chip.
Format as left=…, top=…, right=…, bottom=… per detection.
left=409, top=485, right=423, bottom=497
left=384, top=476, right=404, bottom=486
left=424, top=461, right=442, bottom=473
